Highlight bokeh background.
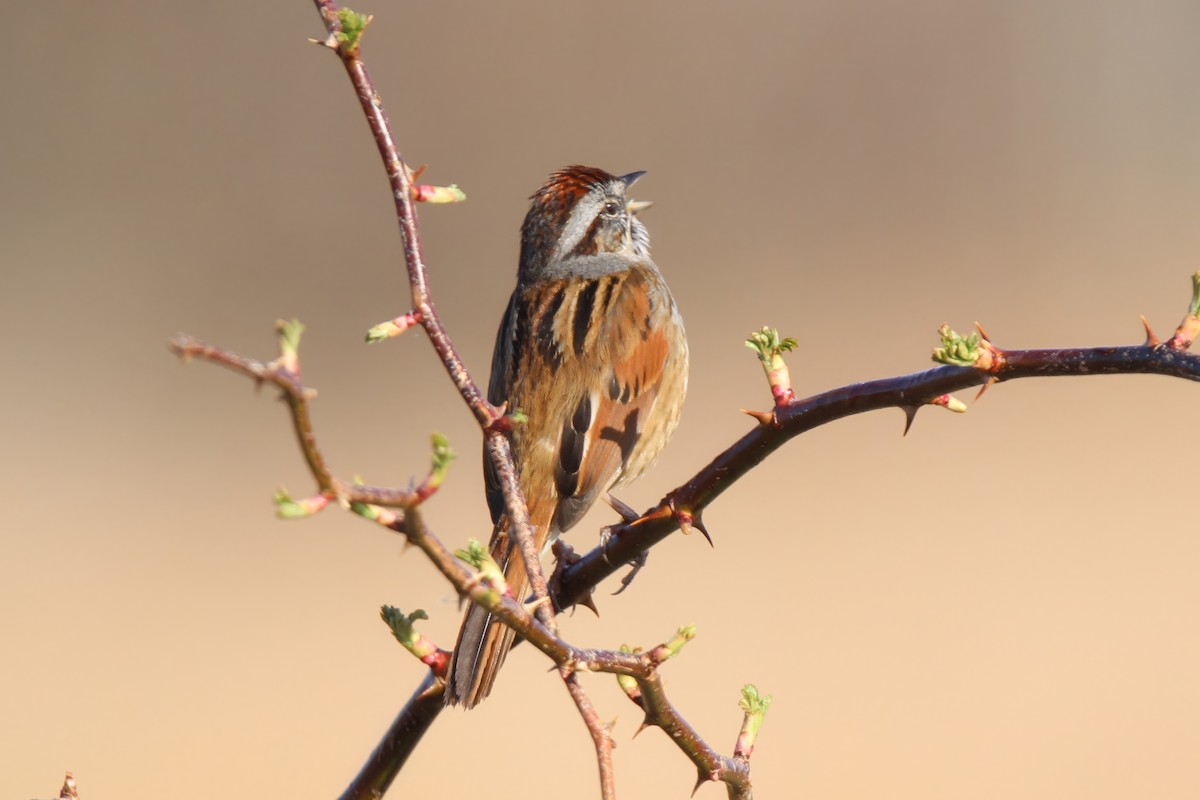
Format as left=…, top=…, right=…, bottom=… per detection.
left=5, top=1, right=1200, bottom=797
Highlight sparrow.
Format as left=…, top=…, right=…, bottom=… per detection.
left=445, top=165, right=688, bottom=708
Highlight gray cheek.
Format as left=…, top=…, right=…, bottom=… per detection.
left=552, top=199, right=601, bottom=262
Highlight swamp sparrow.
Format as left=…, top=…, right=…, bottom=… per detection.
left=446, top=166, right=688, bottom=708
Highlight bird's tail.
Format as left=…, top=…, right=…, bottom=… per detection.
left=444, top=522, right=532, bottom=708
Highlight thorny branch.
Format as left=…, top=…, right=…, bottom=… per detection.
left=556, top=324, right=1200, bottom=611
left=168, top=2, right=1200, bottom=799
left=169, top=325, right=757, bottom=799
left=563, top=669, right=617, bottom=800
left=172, top=290, right=1200, bottom=800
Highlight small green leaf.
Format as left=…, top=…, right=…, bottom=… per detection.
left=365, top=323, right=392, bottom=343
left=274, top=487, right=307, bottom=519
left=455, top=539, right=490, bottom=570
left=274, top=319, right=305, bottom=363
left=664, top=623, right=697, bottom=657
left=932, top=324, right=980, bottom=367
left=335, top=8, right=370, bottom=52
left=430, top=433, right=456, bottom=480
left=745, top=327, right=797, bottom=363
left=380, top=605, right=429, bottom=648
left=739, top=684, right=773, bottom=716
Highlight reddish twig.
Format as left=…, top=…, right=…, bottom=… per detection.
left=169, top=329, right=419, bottom=512
left=308, top=0, right=556, bottom=637
left=562, top=669, right=617, bottom=800
left=309, top=2, right=489, bottom=422
left=611, top=627, right=755, bottom=798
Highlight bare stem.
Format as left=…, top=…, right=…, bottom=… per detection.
left=485, top=432, right=558, bottom=633
left=311, top=0, right=491, bottom=424
left=562, top=670, right=617, bottom=800
left=309, top=0, right=554, bottom=638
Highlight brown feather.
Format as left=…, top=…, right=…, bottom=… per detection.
left=447, top=167, right=687, bottom=708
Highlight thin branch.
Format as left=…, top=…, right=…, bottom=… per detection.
left=308, top=0, right=555, bottom=637
left=485, top=431, right=558, bottom=633
left=562, top=670, right=617, bottom=800
left=614, top=627, right=754, bottom=799
left=310, top=1, right=489, bottom=422
left=170, top=331, right=418, bottom=511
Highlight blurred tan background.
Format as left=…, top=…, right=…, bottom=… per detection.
left=5, top=1, right=1200, bottom=797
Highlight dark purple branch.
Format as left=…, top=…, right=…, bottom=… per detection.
left=337, top=673, right=443, bottom=800
left=556, top=345, right=1200, bottom=607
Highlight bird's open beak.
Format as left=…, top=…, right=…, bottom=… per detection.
left=619, top=171, right=650, bottom=214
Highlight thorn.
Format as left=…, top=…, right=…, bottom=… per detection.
left=605, top=493, right=640, bottom=523
left=524, top=595, right=553, bottom=615
left=901, top=405, right=918, bottom=436
left=740, top=408, right=776, bottom=426
left=675, top=509, right=714, bottom=546
left=974, top=377, right=997, bottom=402
left=1141, top=314, right=1161, bottom=346
left=974, top=320, right=992, bottom=343
left=634, top=718, right=653, bottom=738
left=578, top=592, right=600, bottom=616
left=692, top=768, right=710, bottom=797
left=307, top=34, right=338, bottom=48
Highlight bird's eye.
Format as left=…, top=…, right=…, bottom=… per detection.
left=602, top=200, right=621, bottom=216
